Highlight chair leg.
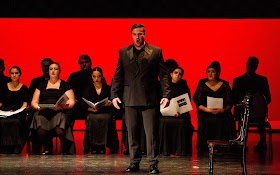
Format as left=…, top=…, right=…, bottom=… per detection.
left=242, top=146, right=247, bottom=175
left=26, top=140, right=31, bottom=153
left=208, top=146, right=214, bottom=175
left=56, top=137, right=58, bottom=153
left=268, top=126, right=272, bottom=156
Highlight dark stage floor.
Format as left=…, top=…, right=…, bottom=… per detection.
left=0, top=132, right=279, bottom=174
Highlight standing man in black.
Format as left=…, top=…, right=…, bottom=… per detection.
left=232, top=56, right=271, bottom=151
left=111, top=24, right=171, bottom=174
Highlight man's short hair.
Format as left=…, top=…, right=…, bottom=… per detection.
left=131, top=24, right=145, bottom=34
left=78, top=55, right=92, bottom=63
left=248, top=56, right=259, bottom=65
left=41, top=58, right=53, bottom=65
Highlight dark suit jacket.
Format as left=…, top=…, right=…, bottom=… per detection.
left=67, top=70, right=92, bottom=100
left=29, top=76, right=46, bottom=98
left=232, top=73, right=271, bottom=105
left=111, top=43, right=171, bottom=107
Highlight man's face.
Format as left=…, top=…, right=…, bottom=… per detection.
left=0, top=64, right=4, bottom=75
left=246, top=60, right=258, bottom=75
left=79, top=58, right=92, bottom=71
left=132, top=27, right=145, bottom=48
left=41, top=61, right=52, bottom=75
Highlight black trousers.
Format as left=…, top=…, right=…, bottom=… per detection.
left=249, top=117, right=266, bottom=144
left=125, top=106, right=159, bottom=166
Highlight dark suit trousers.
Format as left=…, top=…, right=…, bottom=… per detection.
left=125, top=106, right=159, bottom=166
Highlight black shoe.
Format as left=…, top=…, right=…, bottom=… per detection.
left=149, top=164, right=159, bottom=174
left=124, top=149, right=130, bottom=155
left=42, top=150, right=52, bottom=155
left=141, top=151, right=147, bottom=155
left=61, top=152, right=72, bottom=155
left=126, top=163, right=139, bottom=172
left=91, top=150, right=98, bottom=154
left=99, top=150, right=106, bottom=154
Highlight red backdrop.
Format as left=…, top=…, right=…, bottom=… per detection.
left=0, top=18, right=279, bottom=129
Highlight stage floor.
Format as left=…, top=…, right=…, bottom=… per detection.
left=0, top=132, right=279, bottom=174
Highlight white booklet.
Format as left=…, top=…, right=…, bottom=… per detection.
left=82, top=97, right=108, bottom=110
left=38, top=93, right=69, bottom=108
left=160, top=93, right=193, bottom=116
left=0, top=108, right=26, bottom=118
left=207, top=96, right=223, bottom=109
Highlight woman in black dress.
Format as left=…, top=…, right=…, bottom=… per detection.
left=194, top=61, right=236, bottom=154
left=30, top=62, right=76, bottom=155
left=0, top=66, right=29, bottom=154
left=82, top=67, right=115, bottom=154
left=159, top=67, right=194, bottom=156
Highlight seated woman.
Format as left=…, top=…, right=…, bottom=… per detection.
left=159, top=67, right=194, bottom=156
left=82, top=67, right=116, bottom=154
left=194, top=61, right=236, bottom=154
left=30, top=62, right=76, bottom=155
left=0, top=66, right=29, bottom=154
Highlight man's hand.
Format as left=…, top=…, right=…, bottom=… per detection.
left=160, top=98, right=169, bottom=108
left=112, top=98, right=122, bottom=109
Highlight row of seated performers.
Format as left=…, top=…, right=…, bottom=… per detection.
left=0, top=55, right=271, bottom=155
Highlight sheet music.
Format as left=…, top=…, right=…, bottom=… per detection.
left=55, top=93, right=69, bottom=106
left=207, top=96, right=223, bottom=109
left=82, top=97, right=108, bottom=110
left=0, top=108, right=26, bottom=118
left=160, top=93, right=193, bottom=116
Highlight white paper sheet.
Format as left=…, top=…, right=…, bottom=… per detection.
left=0, top=108, right=26, bottom=118
left=207, top=96, right=223, bottom=109
left=160, top=93, right=193, bottom=116
left=82, top=97, right=108, bottom=110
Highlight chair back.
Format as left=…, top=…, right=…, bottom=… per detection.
left=239, top=94, right=250, bottom=144
left=246, top=91, right=267, bottom=119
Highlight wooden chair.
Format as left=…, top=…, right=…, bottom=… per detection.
left=207, top=94, right=250, bottom=175
left=246, top=92, right=272, bottom=155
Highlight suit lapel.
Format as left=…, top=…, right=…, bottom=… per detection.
left=126, top=45, right=139, bottom=76
left=138, top=44, right=153, bottom=72
left=126, top=45, right=134, bottom=62
left=143, top=45, right=153, bottom=60
left=127, top=44, right=154, bottom=77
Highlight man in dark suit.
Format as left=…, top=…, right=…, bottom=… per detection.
left=67, top=55, right=93, bottom=120
left=232, top=56, right=271, bottom=151
left=111, top=24, right=171, bottom=174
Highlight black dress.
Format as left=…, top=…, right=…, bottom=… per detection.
left=0, top=84, right=29, bottom=153
left=194, top=81, right=236, bottom=153
left=159, top=79, right=194, bottom=156
left=82, top=83, right=117, bottom=154
left=30, top=80, right=75, bottom=154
